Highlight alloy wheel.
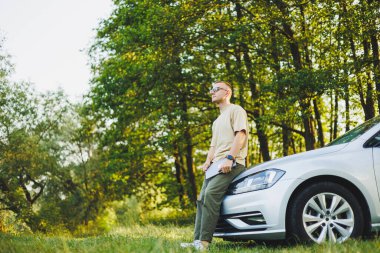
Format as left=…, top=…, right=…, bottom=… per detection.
left=302, top=192, right=354, bottom=243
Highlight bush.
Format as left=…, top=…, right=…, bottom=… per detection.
left=73, top=196, right=142, bottom=236
left=0, top=210, right=32, bottom=234
left=112, top=196, right=142, bottom=226
left=141, top=207, right=195, bottom=226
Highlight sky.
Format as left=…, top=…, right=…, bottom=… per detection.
left=0, top=0, right=113, bottom=101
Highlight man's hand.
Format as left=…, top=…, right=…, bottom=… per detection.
left=202, top=161, right=211, bottom=172
left=220, top=159, right=234, bottom=174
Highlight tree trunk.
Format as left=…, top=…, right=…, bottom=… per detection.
left=329, top=91, right=334, bottom=142
left=370, top=33, right=380, bottom=114
left=367, top=0, right=380, bottom=114
left=173, top=145, right=184, bottom=208
left=350, top=36, right=371, bottom=120
left=344, top=59, right=350, bottom=131
left=232, top=49, right=246, bottom=107
left=235, top=1, right=271, bottom=161
left=313, top=98, right=325, bottom=147
left=282, top=127, right=291, bottom=156
left=333, top=91, right=339, bottom=139
left=181, top=97, right=197, bottom=204
left=299, top=4, right=312, bottom=68
left=184, top=133, right=196, bottom=204
left=363, top=39, right=376, bottom=119
left=274, top=0, right=315, bottom=150
left=300, top=100, right=315, bottom=150
left=345, top=2, right=375, bottom=120
left=337, top=6, right=351, bottom=131
left=269, top=20, right=291, bottom=156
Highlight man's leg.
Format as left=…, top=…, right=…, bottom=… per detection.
left=194, top=178, right=209, bottom=240
left=199, top=164, right=245, bottom=242
left=179, top=179, right=208, bottom=249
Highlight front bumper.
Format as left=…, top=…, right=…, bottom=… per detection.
left=214, top=178, right=302, bottom=240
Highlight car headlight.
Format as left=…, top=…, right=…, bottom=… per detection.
left=227, top=169, right=285, bottom=195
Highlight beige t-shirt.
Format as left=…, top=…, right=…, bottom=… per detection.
left=210, top=104, right=249, bottom=166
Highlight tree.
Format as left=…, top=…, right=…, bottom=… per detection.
left=0, top=78, right=70, bottom=230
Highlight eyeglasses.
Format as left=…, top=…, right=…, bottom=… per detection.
left=209, top=86, right=228, bottom=93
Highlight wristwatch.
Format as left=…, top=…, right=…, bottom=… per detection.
left=225, top=154, right=235, bottom=161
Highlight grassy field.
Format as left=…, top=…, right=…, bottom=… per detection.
left=2, top=225, right=380, bottom=253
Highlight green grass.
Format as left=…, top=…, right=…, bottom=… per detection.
left=2, top=225, right=380, bottom=253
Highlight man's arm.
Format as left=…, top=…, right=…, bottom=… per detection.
left=220, top=130, right=246, bottom=173
left=202, top=146, right=215, bottom=172
left=228, top=130, right=246, bottom=158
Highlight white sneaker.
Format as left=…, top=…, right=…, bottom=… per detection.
left=180, top=240, right=200, bottom=248
left=180, top=240, right=208, bottom=251
left=194, top=240, right=208, bottom=251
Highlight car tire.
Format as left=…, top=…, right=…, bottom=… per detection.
left=287, top=181, right=364, bottom=243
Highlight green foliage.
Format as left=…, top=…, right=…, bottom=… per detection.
left=88, top=0, right=219, bottom=207
left=110, top=196, right=142, bottom=226
left=2, top=0, right=380, bottom=235
left=0, top=75, right=71, bottom=230
left=0, top=210, right=31, bottom=234
left=86, top=0, right=380, bottom=216
left=72, top=197, right=195, bottom=236
left=141, top=207, right=195, bottom=226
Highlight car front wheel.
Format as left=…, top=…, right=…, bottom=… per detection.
left=288, top=182, right=364, bottom=243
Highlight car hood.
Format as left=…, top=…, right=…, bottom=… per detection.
left=233, top=143, right=348, bottom=182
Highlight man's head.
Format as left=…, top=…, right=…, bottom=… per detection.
left=210, top=81, right=232, bottom=104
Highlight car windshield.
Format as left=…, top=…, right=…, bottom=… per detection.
left=327, top=115, right=380, bottom=146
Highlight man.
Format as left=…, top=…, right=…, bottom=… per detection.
left=181, top=81, right=249, bottom=250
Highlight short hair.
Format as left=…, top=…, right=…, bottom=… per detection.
left=213, top=80, right=232, bottom=90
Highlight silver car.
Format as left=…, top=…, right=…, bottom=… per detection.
left=214, top=115, right=380, bottom=243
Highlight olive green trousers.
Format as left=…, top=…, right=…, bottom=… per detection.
left=194, top=163, right=245, bottom=242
